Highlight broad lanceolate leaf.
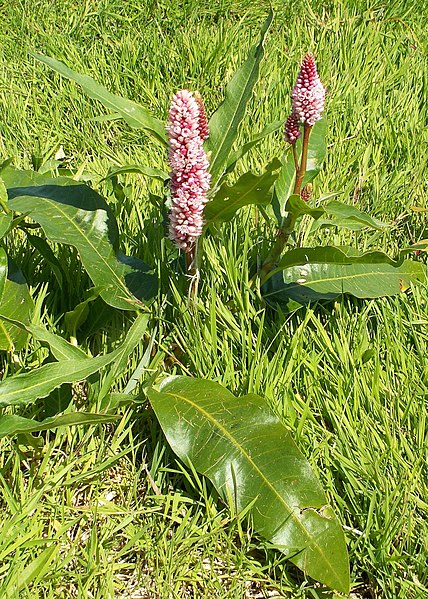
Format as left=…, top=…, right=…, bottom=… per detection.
left=0, top=259, right=34, bottom=352
left=149, top=376, right=350, bottom=594
left=0, top=312, right=148, bottom=407
left=264, top=249, right=426, bottom=305
left=311, top=200, right=388, bottom=233
left=4, top=167, right=156, bottom=309
left=206, top=12, right=273, bottom=187
left=32, top=52, right=167, bottom=146
left=0, top=412, right=118, bottom=439
left=272, top=119, right=327, bottom=225
left=204, top=159, right=281, bottom=224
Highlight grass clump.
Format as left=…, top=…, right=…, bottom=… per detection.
left=0, top=0, right=427, bottom=597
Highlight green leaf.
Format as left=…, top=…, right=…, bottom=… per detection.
left=225, top=120, right=284, bottom=174
left=4, top=167, right=156, bottom=309
left=204, top=159, right=280, bottom=224
left=0, top=412, right=118, bottom=438
left=0, top=261, right=34, bottom=352
left=272, top=119, right=327, bottom=225
left=302, top=118, right=327, bottom=188
left=0, top=247, right=7, bottom=303
left=311, top=201, right=388, bottom=232
left=206, top=12, right=273, bottom=187
left=0, top=212, right=12, bottom=239
left=148, top=376, right=350, bottom=594
left=5, top=544, right=58, bottom=596
left=0, top=312, right=148, bottom=407
left=285, top=194, right=325, bottom=220
left=32, top=52, right=167, bottom=146
left=264, top=253, right=426, bottom=304
left=100, top=164, right=168, bottom=182
left=64, top=286, right=105, bottom=336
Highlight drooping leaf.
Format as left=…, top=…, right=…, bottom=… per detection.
left=310, top=200, right=388, bottom=232
left=0, top=317, right=88, bottom=361
left=206, top=12, right=273, bottom=187
left=100, top=164, right=168, bottom=182
left=272, top=119, right=327, bottom=225
left=0, top=312, right=148, bottom=407
left=149, top=376, right=350, bottom=593
left=4, top=167, right=157, bottom=309
left=0, top=260, right=34, bottom=352
left=205, top=159, right=280, bottom=224
left=32, top=52, right=167, bottom=146
left=225, top=120, right=284, bottom=174
left=0, top=411, right=119, bottom=438
left=264, top=255, right=426, bottom=305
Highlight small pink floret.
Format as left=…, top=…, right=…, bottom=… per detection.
left=167, top=90, right=211, bottom=252
left=291, top=52, right=325, bottom=126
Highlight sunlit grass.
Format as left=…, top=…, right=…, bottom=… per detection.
left=0, top=0, right=427, bottom=597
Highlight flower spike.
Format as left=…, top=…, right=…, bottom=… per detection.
left=167, top=90, right=211, bottom=253
left=284, top=113, right=301, bottom=145
left=291, top=52, right=325, bottom=126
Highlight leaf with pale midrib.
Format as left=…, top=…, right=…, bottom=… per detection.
left=149, top=376, right=350, bottom=594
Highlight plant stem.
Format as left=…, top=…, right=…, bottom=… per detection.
left=293, top=124, right=311, bottom=195
left=258, top=124, right=312, bottom=284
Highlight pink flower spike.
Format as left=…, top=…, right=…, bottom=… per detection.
left=291, top=52, right=325, bottom=126
left=193, top=91, right=209, bottom=141
left=167, top=89, right=211, bottom=253
left=284, top=113, right=301, bottom=145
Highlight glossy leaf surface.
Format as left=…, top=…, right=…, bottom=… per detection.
left=32, top=52, right=167, bottom=145
left=206, top=13, right=272, bottom=187
left=264, top=251, right=425, bottom=304
left=4, top=167, right=156, bottom=309
left=149, top=376, right=350, bottom=594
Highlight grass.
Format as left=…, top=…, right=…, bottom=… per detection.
left=0, top=0, right=427, bottom=597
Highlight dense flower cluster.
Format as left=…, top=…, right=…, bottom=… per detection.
left=284, top=113, right=301, bottom=145
left=291, top=52, right=325, bottom=126
left=167, top=89, right=211, bottom=252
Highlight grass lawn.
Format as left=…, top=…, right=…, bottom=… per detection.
left=0, top=0, right=427, bottom=597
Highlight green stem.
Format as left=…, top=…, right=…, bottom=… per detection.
left=258, top=124, right=312, bottom=284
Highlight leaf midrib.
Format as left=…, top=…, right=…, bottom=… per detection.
left=164, top=390, right=341, bottom=584
left=12, top=197, right=135, bottom=305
